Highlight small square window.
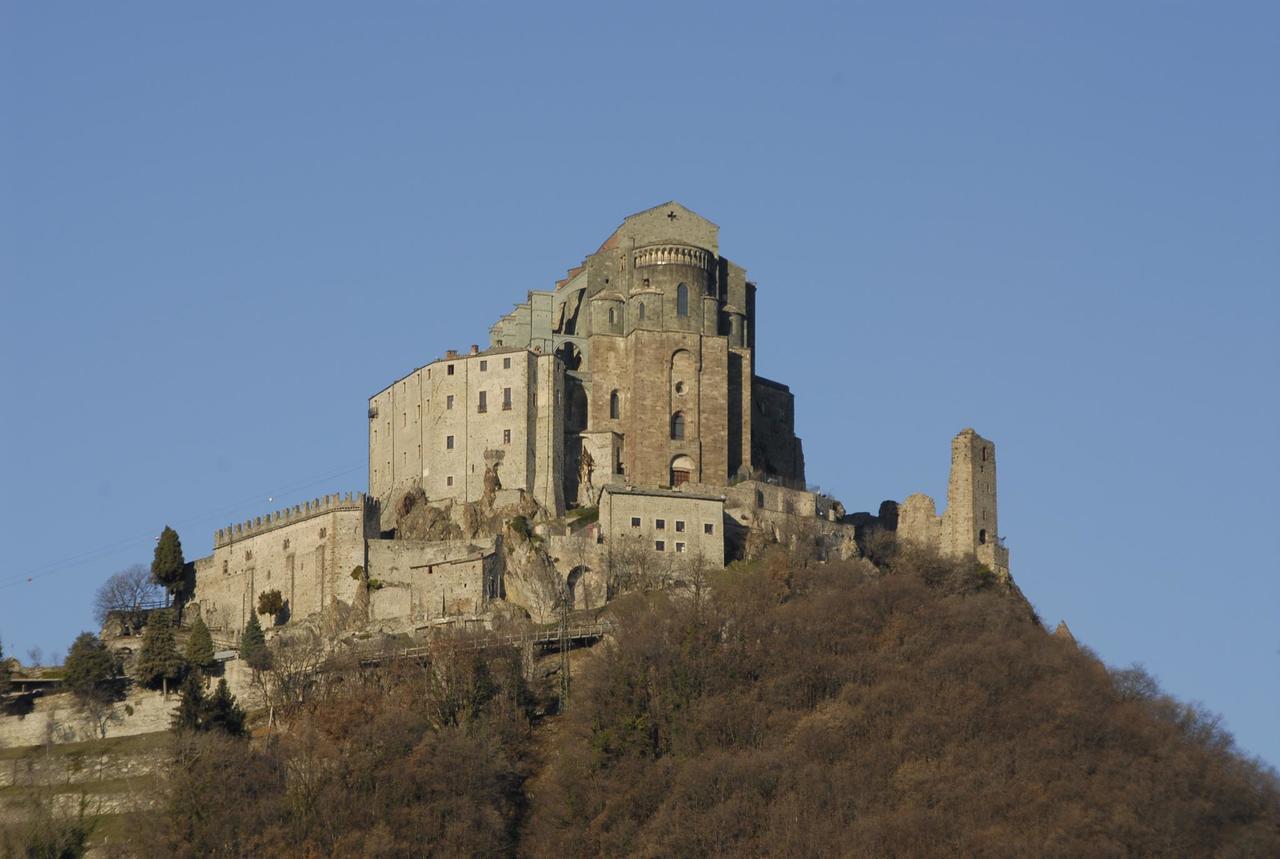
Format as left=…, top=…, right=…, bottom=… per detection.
left=479, top=360, right=487, bottom=371
left=503, top=357, right=511, bottom=369
left=675, top=542, right=685, bottom=553
left=655, top=540, right=665, bottom=551
left=283, top=539, right=290, bottom=549
left=319, top=528, right=326, bottom=538
left=704, top=523, right=715, bottom=535
left=503, top=429, right=511, bottom=444
left=446, top=435, right=455, bottom=449
left=630, top=516, right=641, bottom=528
left=447, top=395, right=455, bottom=410
left=655, top=519, right=665, bottom=530
left=447, top=476, right=454, bottom=487
left=447, top=364, right=455, bottom=375
left=675, top=520, right=685, bottom=532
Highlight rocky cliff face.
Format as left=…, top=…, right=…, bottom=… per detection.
left=499, top=521, right=563, bottom=624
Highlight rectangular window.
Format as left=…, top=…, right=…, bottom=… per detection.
left=655, top=540, right=665, bottom=551
left=503, top=357, right=511, bottom=369
left=655, top=519, right=666, bottom=530
left=503, top=429, right=511, bottom=444
left=447, top=394, right=455, bottom=410
left=630, top=516, right=641, bottom=528
left=319, top=528, right=326, bottom=538
left=479, top=360, right=487, bottom=371
left=675, top=542, right=685, bottom=553
left=704, top=523, right=715, bottom=535
left=447, top=364, right=455, bottom=375
left=446, top=435, right=455, bottom=450
left=478, top=391, right=487, bottom=413
left=502, top=387, right=512, bottom=410
left=447, top=476, right=454, bottom=486
left=675, top=520, right=685, bottom=532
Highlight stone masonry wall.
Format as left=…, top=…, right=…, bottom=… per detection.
left=193, top=499, right=365, bottom=641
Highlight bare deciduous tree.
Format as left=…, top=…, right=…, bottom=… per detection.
left=94, top=563, right=163, bottom=632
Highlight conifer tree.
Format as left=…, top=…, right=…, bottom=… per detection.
left=184, top=616, right=215, bottom=674
left=63, top=632, right=115, bottom=706
left=202, top=679, right=246, bottom=737
left=171, top=671, right=205, bottom=733
left=136, top=610, right=184, bottom=695
left=151, top=525, right=186, bottom=604
left=239, top=614, right=271, bottom=673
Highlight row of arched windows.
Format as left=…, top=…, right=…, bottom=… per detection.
left=602, top=284, right=691, bottom=328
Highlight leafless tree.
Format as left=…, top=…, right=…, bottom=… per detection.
left=94, top=563, right=163, bottom=632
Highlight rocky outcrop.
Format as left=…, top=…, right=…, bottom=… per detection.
left=499, top=520, right=562, bottom=624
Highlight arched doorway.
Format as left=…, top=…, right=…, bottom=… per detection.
left=670, top=454, right=694, bottom=487
left=566, top=566, right=589, bottom=610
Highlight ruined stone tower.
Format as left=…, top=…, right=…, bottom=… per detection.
left=896, top=428, right=1010, bottom=578
left=942, top=429, right=1007, bottom=575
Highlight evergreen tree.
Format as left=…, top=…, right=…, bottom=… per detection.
left=256, top=589, right=285, bottom=624
left=202, top=679, right=246, bottom=737
left=136, top=610, right=184, bottom=695
left=151, top=525, right=186, bottom=603
left=171, top=671, right=204, bottom=733
left=63, top=632, right=116, bottom=706
left=239, top=614, right=271, bottom=673
left=184, top=616, right=215, bottom=673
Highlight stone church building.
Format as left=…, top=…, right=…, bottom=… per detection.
left=189, top=203, right=1007, bottom=641
left=368, top=201, right=806, bottom=517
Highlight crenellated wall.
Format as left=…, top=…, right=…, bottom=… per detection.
left=194, top=495, right=367, bottom=639
left=214, top=493, right=366, bottom=547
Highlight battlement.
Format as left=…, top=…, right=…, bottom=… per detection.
left=214, top=492, right=365, bottom=547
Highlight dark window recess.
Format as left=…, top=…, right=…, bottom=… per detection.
left=704, top=523, right=715, bottom=535
left=446, top=435, right=455, bottom=449
left=655, top=519, right=666, bottom=530
left=503, top=388, right=512, bottom=410
left=655, top=540, right=665, bottom=551
left=610, top=390, right=621, bottom=419
left=676, top=283, right=689, bottom=316
left=630, top=517, right=641, bottom=527
left=675, top=521, right=685, bottom=532
left=671, top=412, right=686, bottom=440
left=447, top=364, right=455, bottom=375
left=478, top=391, right=487, bottom=413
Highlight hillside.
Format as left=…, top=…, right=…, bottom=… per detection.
left=9, top=549, right=1279, bottom=857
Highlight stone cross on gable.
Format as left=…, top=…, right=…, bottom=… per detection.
left=667, top=210, right=678, bottom=220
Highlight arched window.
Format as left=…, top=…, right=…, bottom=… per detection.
left=671, top=455, right=694, bottom=487
left=670, top=411, right=686, bottom=440
left=638, top=302, right=646, bottom=321
left=609, top=390, right=621, bottom=420
left=676, top=283, right=689, bottom=316
left=608, top=307, right=616, bottom=325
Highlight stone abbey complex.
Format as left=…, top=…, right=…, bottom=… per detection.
left=189, top=203, right=1009, bottom=640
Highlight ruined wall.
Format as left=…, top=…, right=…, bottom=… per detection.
left=192, top=495, right=366, bottom=640
left=896, top=429, right=1010, bottom=577
left=365, top=537, right=498, bottom=625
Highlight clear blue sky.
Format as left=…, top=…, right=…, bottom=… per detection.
left=2, top=3, right=1277, bottom=765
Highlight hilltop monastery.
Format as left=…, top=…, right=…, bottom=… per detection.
left=189, top=203, right=1009, bottom=639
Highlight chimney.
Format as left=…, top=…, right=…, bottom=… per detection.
left=470, top=344, right=479, bottom=355
left=446, top=349, right=458, bottom=359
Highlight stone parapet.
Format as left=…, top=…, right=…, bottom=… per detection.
left=215, top=492, right=365, bottom=547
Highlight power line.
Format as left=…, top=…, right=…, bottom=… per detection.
left=0, top=463, right=366, bottom=591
